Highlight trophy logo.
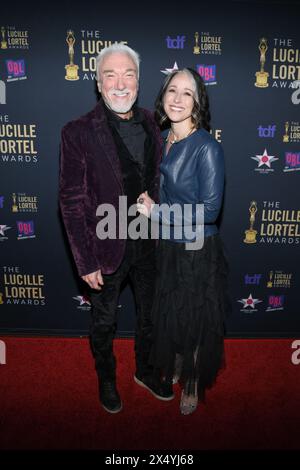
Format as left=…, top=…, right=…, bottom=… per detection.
left=267, top=271, right=273, bottom=288
left=193, top=32, right=200, bottom=55
left=65, top=30, right=79, bottom=81
left=283, top=121, right=289, bottom=142
left=244, top=201, right=258, bottom=244
left=255, top=38, right=269, bottom=88
left=1, top=27, right=7, bottom=49
left=12, top=193, right=18, bottom=212
left=0, top=293, right=4, bottom=304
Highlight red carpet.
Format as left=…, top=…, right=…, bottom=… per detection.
left=0, top=337, right=299, bottom=450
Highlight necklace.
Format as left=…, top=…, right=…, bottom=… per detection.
left=167, top=127, right=195, bottom=145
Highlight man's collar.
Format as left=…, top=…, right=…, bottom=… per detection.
left=102, top=100, right=143, bottom=127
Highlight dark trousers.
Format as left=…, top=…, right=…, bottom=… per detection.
left=89, top=239, right=156, bottom=382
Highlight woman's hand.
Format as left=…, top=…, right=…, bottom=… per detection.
left=136, top=191, right=154, bottom=218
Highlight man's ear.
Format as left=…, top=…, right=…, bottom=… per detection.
left=97, top=81, right=101, bottom=93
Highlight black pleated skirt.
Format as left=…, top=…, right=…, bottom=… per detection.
left=150, top=234, right=231, bottom=401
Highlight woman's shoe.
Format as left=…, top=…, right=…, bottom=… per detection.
left=180, top=390, right=198, bottom=415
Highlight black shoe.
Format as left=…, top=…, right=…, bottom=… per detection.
left=99, top=380, right=122, bottom=414
left=134, top=374, right=174, bottom=401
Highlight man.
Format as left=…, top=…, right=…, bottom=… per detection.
left=59, top=44, right=174, bottom=413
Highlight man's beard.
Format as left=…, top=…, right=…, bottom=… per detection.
left=104, top=88, right=137, bottom=114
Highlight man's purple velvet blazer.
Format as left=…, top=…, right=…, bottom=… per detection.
left=59, top=99, right=162, bottom=277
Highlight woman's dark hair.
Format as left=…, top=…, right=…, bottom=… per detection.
left=154, top=67, right=211, bottom=132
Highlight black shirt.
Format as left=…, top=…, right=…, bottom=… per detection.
left=105, top=105, right=146, bottom=167
left=104, top=105, right=147, bottom=230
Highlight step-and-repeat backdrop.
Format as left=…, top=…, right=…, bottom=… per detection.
left=0, top=0, right=299, bottom=337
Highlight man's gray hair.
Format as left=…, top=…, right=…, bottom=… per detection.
left=96, top=43, right=140, bottom=82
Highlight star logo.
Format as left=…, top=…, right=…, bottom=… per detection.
left=160, top=61, right=179, bottom=75
left=238, top=293, right=262, bottom=309
left=0, top=225, right=11, bottom=236
left=252, top=149, right=278, bottom=168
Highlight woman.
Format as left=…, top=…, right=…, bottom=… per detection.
left=137, top=68, right=230, bottom=415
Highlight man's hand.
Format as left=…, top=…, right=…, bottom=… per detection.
left=81, top=269, right=104, bottom=290
left=136, top=191, right=154, bottom=218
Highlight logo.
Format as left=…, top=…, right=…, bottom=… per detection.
left=196, top=65, right=216, bottom=85
left=0, top=26, right=7, bottom=49
left=254, top=38, right=269, bottom=88
left=267, top=270, right=292, bottom=288
left=283, top=121, right=290, bottom=142
left=0, top=224, right=11, bottom=240
left=0, top=26, right=29, bottom=49
left=166, top=35, right=185, bottom=49
left=238, top=293, right=262, bottom=312
left=0, top=80, right=6, bottom=104
left=16, top=220, right=35, bottom=239
left=193, top=32, right=222, bottom=55
left=73, top=295, right=91, bottom=311
left=6, top=59, right=27, bottom=82
left=12, top=193, right=38, bottom=212
left=0, top=116, right=38, bottom=164
left=65, top=29, right=129, bottom=81
left=283, top=121, right=300, bottom=143
left=244, top=274, right=262, bottom=285
left=252, top=148, right=278, bottom=173
left=258, top=201, right=300, bottom=245
left=243, top=200, right=258, bottom=244
left=1, top=266, right=46, bottom=305
left=284, top=152, right=300, bottom=172
left=160, top=61, right=179, bottom=75
left=266, top=295, right=284, bottom=311
left=65, top=30, right=79, bottom=81
left=258, top=125, right=276, bottom=138
left=273, top=38, right=300, bottom=89
left=254, top=37, right=300, bottom=90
